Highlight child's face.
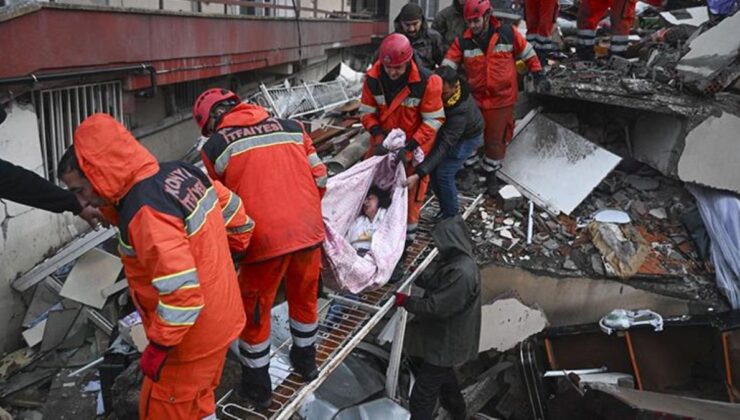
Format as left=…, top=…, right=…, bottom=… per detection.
left=363, top=193, right=380, bottom=218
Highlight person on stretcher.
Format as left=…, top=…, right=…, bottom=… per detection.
left=346, top=185, right=392, bottom=257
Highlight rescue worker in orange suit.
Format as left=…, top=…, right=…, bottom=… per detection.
left=192, top=89, right=328, bottom=408
left=576, top=0, right=637, bottom=60
left=58, top=114, right=253, bottom=420
left=524, top=0, right=559, bottom=65
left=442, top=0, right=546, bottom=195
left=360, top=33, right=445, bottom=243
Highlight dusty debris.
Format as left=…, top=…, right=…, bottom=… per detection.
left=589, top=222, right=651, bottom=278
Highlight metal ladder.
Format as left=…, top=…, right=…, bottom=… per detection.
left=217, top=193, right=485, bottom=420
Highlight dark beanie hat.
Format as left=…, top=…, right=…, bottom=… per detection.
left=398, top=3, right=424, bottom=21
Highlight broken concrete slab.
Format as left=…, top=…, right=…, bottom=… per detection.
left=478, top=298, right=549, bottom=353
left=40, top=308, right=86, bottom=352
left=497, top=185, right=524, bottom=212
left=60, top=248, right=122, bottom=310
left=678, top=111, right=740, bottom=195
left=676, top=12, right=740, bottom=86
left=660, top=7, right=709, bottom=27
left=22, top=280, right=62, bottom=329
left=499, top=113, right=621, bottom=215
left=478, top=265, right=707, bottom=327
left=22, top=319, right=47, bottom=348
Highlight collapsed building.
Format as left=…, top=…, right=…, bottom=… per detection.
left=1, top=0, right=740, bottom=419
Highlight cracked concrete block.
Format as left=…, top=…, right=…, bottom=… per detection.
left=676, top=12, right=740, bottom=84
left=678, top=111, right=740, bottom=194
left=478, top=298, right=549, bottom=353
left=631, top=112, right=687, bottom=177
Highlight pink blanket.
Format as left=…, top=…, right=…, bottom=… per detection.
left=321, top=155, right=408, bottom=293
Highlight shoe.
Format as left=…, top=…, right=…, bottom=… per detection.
left=239, top=364, right=272, bottom=409
left=576, top=45, right=595, bottom=61
left=289, top=345, right=319, bottom=381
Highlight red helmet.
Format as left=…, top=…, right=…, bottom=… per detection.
left=464, top=0, right=491, bottom=20
left=192, top=88, right=240, bottom=136
left=378, top=33, right=413, bottom=67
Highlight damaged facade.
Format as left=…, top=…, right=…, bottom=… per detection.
left=2, top=0, right=740, bottom=419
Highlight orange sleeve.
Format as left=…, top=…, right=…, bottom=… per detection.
left=514, top=29, right=542, bottom=73
left=442, top=37, right=463, bottom=69
left=212, top=179, right=253, bottom=254
left=412, top=74, right=445, bottom=148
left=360, top=79, right=382, bottom=135
left=303, top=130, right=328, bottom=197
left=128, top=206, right=205, bottom=348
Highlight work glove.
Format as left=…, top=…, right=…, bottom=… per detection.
left=396, top=148, right=411, bottom=165
left=374, top=143, right=390, bottom=156
left=394, top=292, right=409, bottom=307
left=140, top=342, right=170, bottom=382
left=532, top=72, right=551, bottom=92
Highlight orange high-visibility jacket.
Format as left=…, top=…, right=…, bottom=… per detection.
left=443, top=16, right=542, bottom=109
left=201, top=103, right=327, bottom=263
left=359, top=59, right=445, bottom=155
left=74, top=114, right=250, bottom=362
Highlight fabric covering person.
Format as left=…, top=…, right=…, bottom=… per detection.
left=58, top=114, right=252, bottom=420
left=433, top=0, right=468, bottom=51
left=408, top=66, right=483, bottom=220
left=192, top=88, right=327, bottom=408
left=346, top=185, right=392, bottom=256
left=360, top=33, right=445, bottom=243
left=442, top=0, right=546, bottom=195
left=394, top=215, right=481, bottom=420
left=393, top=3, right=446, bottom=70
left=576, top=0, right=637, bottom=59
left=0, top=107, right=103, bottom=228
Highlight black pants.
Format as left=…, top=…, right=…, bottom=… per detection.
left=409, top=362, right=467, bottom=420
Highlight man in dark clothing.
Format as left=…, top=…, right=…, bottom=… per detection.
left=433, top=0, right=467, bottom=50
left=395, top=216, right=482, bottom=420
left=394, top=3, right=446, bottom=70
left=0, top=107, right=102, bottom=228
left=407, top=66, right=484, bottom=220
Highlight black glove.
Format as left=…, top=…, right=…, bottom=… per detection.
left=532, top=72, right=551, bottom=92
left=396, top=148, right=411, bottom=165
left=374, top=144, right=390, bottom=156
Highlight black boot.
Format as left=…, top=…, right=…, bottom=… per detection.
left=486, top=172, right=499, bottom=197
left=239, top=364, right=272, bottom=409
left=289, top=345, right=319, bottom=381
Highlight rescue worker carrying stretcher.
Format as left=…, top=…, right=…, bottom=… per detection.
left=360, top=33, right=446, bottom=243
left=192, top=89, right=328, bottom=409
left=442, top=0, right=547, bottom=195
left=59, top=114, right=253, bottom=420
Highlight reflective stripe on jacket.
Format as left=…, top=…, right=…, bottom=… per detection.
left=443, top=17, right=542, bottom=109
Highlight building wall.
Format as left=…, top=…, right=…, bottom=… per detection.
left=0, top=101, right=86, bottom=355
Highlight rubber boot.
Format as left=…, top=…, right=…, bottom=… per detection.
left=486, top=171, right=499, bottom=197
left=239, top=364, right=272, bottom=409
left=289, top=345, right=319, bottom=381
left=536, top=49, right=548, bottom=68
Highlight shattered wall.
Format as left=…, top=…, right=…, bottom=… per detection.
left=0, top=102, right=83, bottom=354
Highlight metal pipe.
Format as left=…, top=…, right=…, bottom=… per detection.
left=325, top=132, right=370, bottom=175
left=527, top=200, right=534, bottom=245
left=0, top=64, right=157, bottom=97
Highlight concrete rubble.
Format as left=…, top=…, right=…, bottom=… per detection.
left=3, top=7, right=740, bottom=419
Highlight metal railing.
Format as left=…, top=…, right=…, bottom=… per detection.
left=217, top=192, right=485, bottom=420
left=32, top=81, right=124, bottom=183
left=249, top=79, right=358, bottom=119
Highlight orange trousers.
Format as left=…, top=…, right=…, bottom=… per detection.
left=239, top=246, right=321, bottom=345
left=482, top=106, right=515, bottom=162
left=139, top=346, right=228, bottom=420
left=406, top=162, right=429, bottom=240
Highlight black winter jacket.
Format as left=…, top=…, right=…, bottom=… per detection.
left=0, top=158, right=82, bottom=214
left=393, top=13, right=446, bottom=71
left=403, top=215, right=482, bottom=367
left=415, top=82, right=483, bottom=177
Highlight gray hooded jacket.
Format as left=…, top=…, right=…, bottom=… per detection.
left=403, top=215, right=482, bottom=367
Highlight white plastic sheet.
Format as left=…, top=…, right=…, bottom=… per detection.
left=321, top=155, right=408, bottom=293
left=688, top=185, right=740, bottom=308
